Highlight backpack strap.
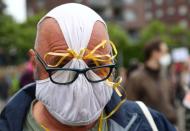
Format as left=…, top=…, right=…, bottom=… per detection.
left=136, top=101, right=158, bottom=131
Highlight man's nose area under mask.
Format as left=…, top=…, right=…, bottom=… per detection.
left=51, top=59, right=88, bottom=83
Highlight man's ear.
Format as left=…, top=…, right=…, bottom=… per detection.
left=28, top=49, right=36, bottom=69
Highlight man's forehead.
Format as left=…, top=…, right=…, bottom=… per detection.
left=37, top=18, right=109, bottom=54
left=38, top=18, right=67, bottom=47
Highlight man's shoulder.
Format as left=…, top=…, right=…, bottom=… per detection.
left=0, top=83, right=36, bottom=131
left=106, top=92, right=176, bottom=131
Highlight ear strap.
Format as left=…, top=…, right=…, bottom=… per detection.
left=136, top=101, right=158, bottom=131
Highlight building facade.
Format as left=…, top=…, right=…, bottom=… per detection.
left=145, top=0, right=190, bottom=28
left=0, top=0, right=5, bottom=14
left=26, top=0, right=190, bottom=29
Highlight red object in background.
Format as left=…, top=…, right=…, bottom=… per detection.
left=19, top=61, right=34, bottom=88
left=174, top=63, right=183, bottom=73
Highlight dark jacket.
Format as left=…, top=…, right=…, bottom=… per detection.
left=126, top=66, right=177, bottom=124
left=0, top=83, right=176, bottom=131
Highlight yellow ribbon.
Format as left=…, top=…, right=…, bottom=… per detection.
left=103, top=77, right=128, bottom=120
left=41, top=124, right=49, bottom=131
left=83, top=40, right=117, bottom=63
left=67, top=48, right=86, bottom=59
left=98, top=113, right=104, bottom=131
left=44, top=52, right=71, bottom=67
left=43, top=40, right=117, bottom=68
left=97, top=76, right=128, bottom=131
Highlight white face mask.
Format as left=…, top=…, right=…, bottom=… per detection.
left=36, top=59, right=113, bottom=126
left=159, top=54, right=171, bottom=67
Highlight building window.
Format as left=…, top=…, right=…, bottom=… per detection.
left=179, top=20, right=188, bottom=28
left=103, top=7, right=112, bottom=19
left=167, top=0, right=174, bottom=5
left=113, top=7, right=123, bottom=20
left=155, top=0, right=163, bottom=5
left=123, top=0, right=135, bottom=4
left=89, top=0, right=109, bottom=7
left=123, top=10, right=137, bottom=22
left=37, top=0, right=45, bottom=8
left=178, top=5, right=188, bottom=16
left=145, top=2, right=152, bottom=10
left=145, top=12, right=153, bottom=20
left=167, top=7, right=175, bottom=16
left=75, top=0, right=83, bottom=2
left=156, top=9, right=163, bottom=18
left=27, top=7, right=34, bottom=17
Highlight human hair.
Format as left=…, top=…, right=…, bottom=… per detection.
left=143, top=38, right=163, bottom=62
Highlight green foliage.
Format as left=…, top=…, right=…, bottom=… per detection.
left=0, top=15, right=19, bottom=51
left=17, top=12, right=44, bottom=58
left=0, top=13, right=43, bottom=64
left=139, top=21, right=190, bottom=47
left=139, top=21, right=167, bottom=45
left=107, top=22, right=128, bottom=66
left=107, top=22, right=128, bottom=45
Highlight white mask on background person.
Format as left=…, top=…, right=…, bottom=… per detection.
left=159, top=54, right=171, bottom=67
left=35, top=3, right=113, bottom=126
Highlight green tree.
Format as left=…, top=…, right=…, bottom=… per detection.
left=0, top=13, right=44, bottom=64
left=0, top=15, right=19, bottom=51
left=16, top=12, right=44, bottom=60
left=107, top=22, right=128, bottom=67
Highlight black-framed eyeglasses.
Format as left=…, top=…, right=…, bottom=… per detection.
left=34, top=49, right=116, bottom=85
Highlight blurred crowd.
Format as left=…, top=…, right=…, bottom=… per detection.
left=0, top=59, right=34, bottom=110
left=0, top=38, right=190, bottom=130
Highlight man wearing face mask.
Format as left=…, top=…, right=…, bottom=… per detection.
left=126, top=39, right=177, bottom=125
left=0, top=4, right=176, bottom=131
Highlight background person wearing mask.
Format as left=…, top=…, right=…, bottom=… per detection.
left=0, top=4, right=176, bottom=131
left=126, top=39, right=177, bottom=124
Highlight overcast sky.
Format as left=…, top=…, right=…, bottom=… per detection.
left=3, top=0, right=26, bottom=23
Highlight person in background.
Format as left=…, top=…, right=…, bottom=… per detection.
left=0, top=70, right=9, bottom=112
left=19, top=59, right=34, bottom=88
left=0, top=72, right=8, bottom=100
left=126, top=39, right=177, bottom=124
left=127, top=58, right=142, bottom=78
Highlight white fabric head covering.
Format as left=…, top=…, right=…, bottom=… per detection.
left=38, top=3, right=106, bottom=54
left=35, top=3, right=113, bottom=126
